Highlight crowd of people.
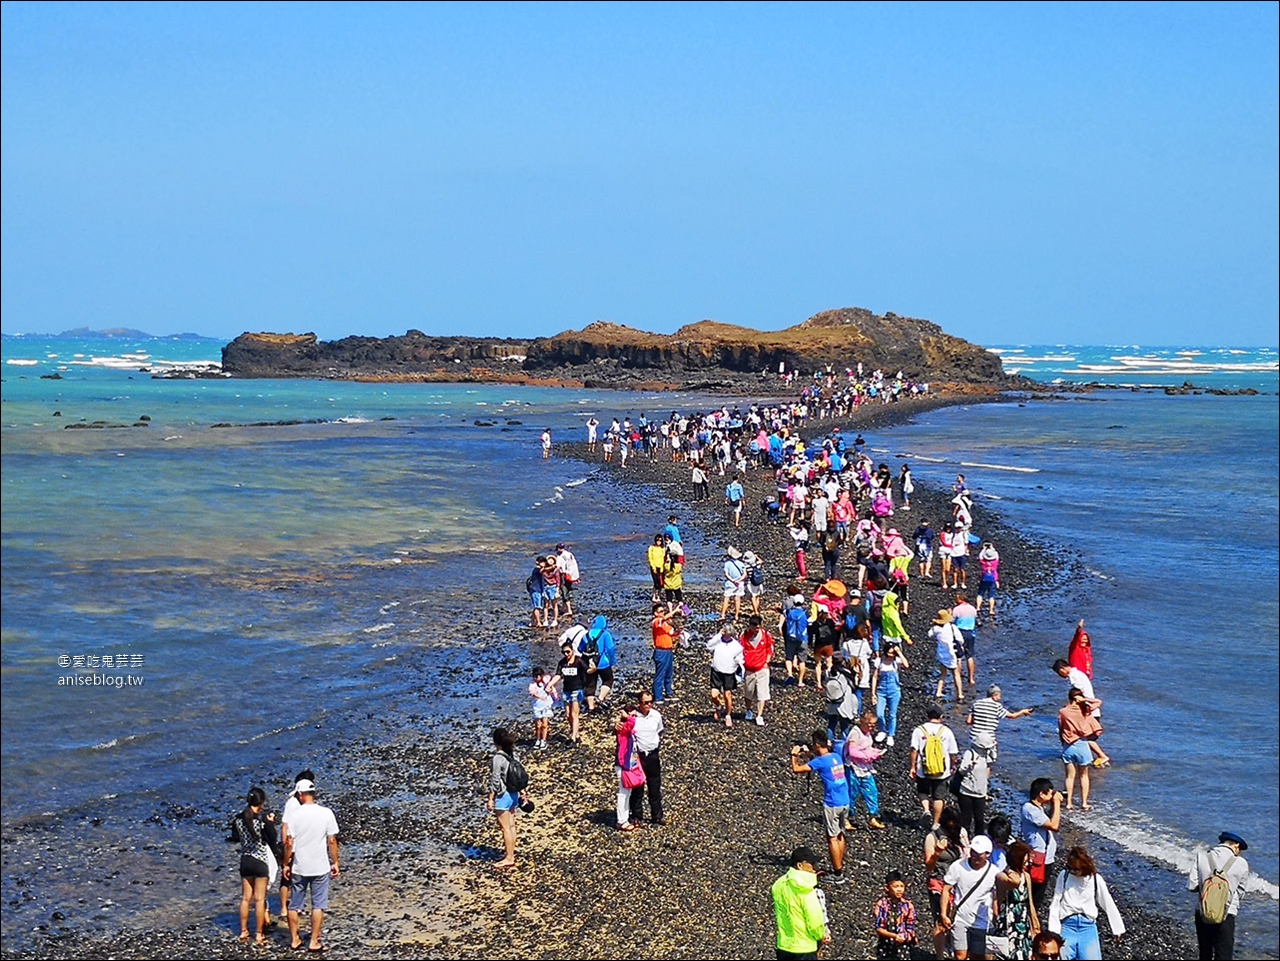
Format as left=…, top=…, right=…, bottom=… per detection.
left=496, top=401, right=1258, bottom=961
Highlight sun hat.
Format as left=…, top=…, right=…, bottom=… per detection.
left=821, top=579, right=847, bottom=598
left=933, top=609, right=953, bottom=625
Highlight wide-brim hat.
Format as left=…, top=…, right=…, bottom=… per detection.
left=726, top=547, right=743, bottom=559
left=821, top=579, right=847, bottom=598
left=934, top=609, right=953, bottom=625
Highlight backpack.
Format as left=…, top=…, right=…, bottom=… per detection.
left=844, top=608, right=861, bottom=633
left=749, top=565, right=764, bottom=587
left=1198, top=851, right=1238, bottom=924
left=784, top=607, right=807, bottom=641
left=502, top=753, right=529, bottom=794
left=525, top=575, right=536, bottom=593
left=581, top=632, right=599, bottom=658
left=920, top=724, right=947, bottom=778
left=824, top=674, right=847, bottom=707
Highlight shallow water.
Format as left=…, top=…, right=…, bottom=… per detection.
left=2, top=335, right=1277, bottom=953
left=881, top=390, right=1279, bottom=953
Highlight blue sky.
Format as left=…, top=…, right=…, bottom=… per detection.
left=2, top=1, right=1276, bottom=345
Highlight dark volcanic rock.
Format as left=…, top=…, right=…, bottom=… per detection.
left=220, top=308, right=1016, bottom=388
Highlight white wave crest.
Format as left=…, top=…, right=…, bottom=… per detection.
left=361, top=623, right=396, bottom=634
left=960, top=461, right=1040, bottom=473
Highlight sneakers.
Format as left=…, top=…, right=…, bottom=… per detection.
left=755, top=715, right=765, bottom=726
left=885, top=736, right=895, bottom=747
left=725, top=715, right=734, bottom=728
left=828, top=871, right=847, bottom=886
left=744, top=710, right=755, bottom=721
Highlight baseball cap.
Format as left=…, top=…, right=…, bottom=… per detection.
left=970, top=835, right=993, bottom=855
left=294, top=779, right=316, bottom=794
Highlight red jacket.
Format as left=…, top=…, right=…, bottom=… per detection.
left=741, top=629, right=775, bottom=672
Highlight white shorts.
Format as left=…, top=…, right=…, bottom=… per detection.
left=743, top=668, right=771, bottom=702
left=723, top=583, right=746, bottom=598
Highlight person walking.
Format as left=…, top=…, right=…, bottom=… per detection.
left=930, top=610, right=965, bottom=702
left=909, top=705, right=959, bottom=828
left=281, top=779, right=340, bottom=953
left=741, top=614, right=775, bottom=726
left=871, top=644, right=909, bottom=747
left=707, top=621, right=744, bottom=727
left=992, top=842, right=1042, bottom=961
left=721, top=547, right=748, bottom=620
left=627, top=691, right=666, bottom=826
left=941, top=834, right=999, bottom=961
left=1188, top=831, right=1251, bottom=960
left=771, top=846, right=831, bottom=960
left=1047, top=846, right=1125, bottom=960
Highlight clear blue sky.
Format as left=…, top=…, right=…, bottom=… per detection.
left=2, top=1, right=1276, bottom=345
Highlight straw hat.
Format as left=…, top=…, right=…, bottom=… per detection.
left=933, top=609, right=953, bottom=625
left=821, top=579, right=847, bottom=598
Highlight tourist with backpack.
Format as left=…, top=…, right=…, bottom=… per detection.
left=1047, top=846, right=1125, bottom=959
left=487, top=728, right=529, bottom=870
left=744, top=550, right=766, bottom=615
left=1188, top=831, right=1250, bottom=960
left=780, top=590, right=810, bottom=687
left=909, top=705, right=959, bottom=829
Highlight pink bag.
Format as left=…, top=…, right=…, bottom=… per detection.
left=620, top=763, right=646, bottom=790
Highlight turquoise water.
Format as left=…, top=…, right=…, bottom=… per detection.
left=988, top=343, right=1278, bottom=391
left=2, top=334, right=1277, bottom=952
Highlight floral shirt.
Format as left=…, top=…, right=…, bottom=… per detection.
left=874, top=896, right=917, bottom=942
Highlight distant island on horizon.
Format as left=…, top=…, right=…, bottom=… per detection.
left=2, top=327, right=216, bottom=341
left=220, top=306, right=1017, bottom=392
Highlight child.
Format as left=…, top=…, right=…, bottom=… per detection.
left=528, top=668, right=559, bottom=750
left=873, top=870, right=918, bottom=960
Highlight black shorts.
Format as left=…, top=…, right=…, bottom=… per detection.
left=959, top=629, right=976, bottom=657
left=916, top=777, right=949, bottom=801
left=929, top=889, right=943, bottom=921
left=239, top=854, right=270, bottom=879
left=664, top=588, right=683, bottom=603
left=784, top=638, right=804, bottom=661
left=711, top=669, right=738, bottom=692
left=595, top=667, right=614, bottom=685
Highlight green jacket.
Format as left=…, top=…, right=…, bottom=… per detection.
left=771, top=868, right=826, bottom=953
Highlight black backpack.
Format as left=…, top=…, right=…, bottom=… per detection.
left=503, top=753, right=529, bottom=793
left=749, top=565, right=764, bottom=586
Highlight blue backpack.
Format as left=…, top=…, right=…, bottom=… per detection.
left=784, top=607, right=809, bottom=641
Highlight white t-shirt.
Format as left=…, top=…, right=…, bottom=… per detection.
left=708, top=637, right=745, bottom=674
left=631, top=709, right=664, bottom=752
left=911, top=721, right=959, bottom=778
left=944, top=857, right=997, bottom=930
left=283, top=802, right=340, bottom=877
left=1066, top=667, right=1099, bottom=716
left=840, top=637, right=873, bottom=689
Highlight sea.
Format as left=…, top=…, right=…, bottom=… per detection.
left=2, top=335, right=1277, bottom=954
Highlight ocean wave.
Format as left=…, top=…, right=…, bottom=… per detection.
left=565, top=478, right=588, bottom=488
left=1074, top=806, right=1279, bottom=900
left=1005, top=355, right=1077, bottom=363
left=959, top=461, right=1040, bottom=473
left=6, top=358, right=39, bottom=366
left=902, top=453, right=948, bottom=463
left=362, top=622, right=396, bottom=634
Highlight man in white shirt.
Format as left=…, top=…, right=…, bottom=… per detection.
left=1188, top=831, right=1251, bottom=960
left=942, top=834, right=998, bottom=960
left=1053, top=659, right=1100, bottom=717
left=281, top=780, right=340, bottom=953
left=627, top=691, right=666, bottom=826
left=707, top=622, right=744, bottom=728
left=909, top=705, right=960, bottom=828
left=554, top=543, right=580, bottom=617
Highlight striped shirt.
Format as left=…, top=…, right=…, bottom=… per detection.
left=969, top=697, right=1009, bottom=743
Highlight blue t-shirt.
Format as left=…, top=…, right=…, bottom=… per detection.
left=664, top=523, right=681, bottom=544
left=809, top=748, right=850, bottom=809
left=726, top=481, right=744, bottom=503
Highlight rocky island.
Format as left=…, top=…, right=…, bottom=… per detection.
left=221, top=306, right=1017, bottom=391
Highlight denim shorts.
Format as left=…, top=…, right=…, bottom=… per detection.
left=543, top=585, right=559, bottom=601
left=564, top=689, right=585, bottom=705
left=1062, top=740, right=1093, bottom=766
left=288, top=873, right=330, bottom=912
left=529, top=591, right=544, bottom=610
left=493, top=791, right=519, bottom=813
